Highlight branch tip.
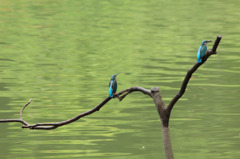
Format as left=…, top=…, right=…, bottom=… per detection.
left=211, top=35, right=222, bottom=54
left=20, top=98, right=33, bottom=120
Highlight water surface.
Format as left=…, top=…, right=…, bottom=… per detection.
left=0, top=0, right=239, bottom=159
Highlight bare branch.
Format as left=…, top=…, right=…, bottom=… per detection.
left=117, top=86, right=152, bottom=101
left=1, top=87, right=151, bottom=130
left=212, top=35, right=222, bottom=54
left=0, top=119, right=29, bottom=126
left=24, top=87, right=151, bottom=130
left=0, top=97, right=113, bottom=130
left=20, top=98, right=32, bottom=120
left=0, top=36, right=222, bottom=131
left=22, top=97, right=112, bottom=130
left=0, top=98, right=32, bottom=127
left=167, top=35, right=222, bottom=112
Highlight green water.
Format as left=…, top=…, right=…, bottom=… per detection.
left=0, top=0, right=239, bottom=158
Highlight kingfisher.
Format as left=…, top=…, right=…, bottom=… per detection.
left=109, top=73, right=118, bottom=98
left=197, top=40, right=212, bottom=63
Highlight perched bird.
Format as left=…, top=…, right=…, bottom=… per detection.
left=197, top=40, right=212, bottom=63
left=109, top=73, right=118, bottom=98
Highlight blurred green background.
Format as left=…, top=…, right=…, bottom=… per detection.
left=0, top=0, right=239, bottom=158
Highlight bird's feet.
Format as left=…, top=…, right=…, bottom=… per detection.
left=113, top=93, right=120, bottom=100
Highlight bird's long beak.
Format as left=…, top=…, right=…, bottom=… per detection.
left=206, top=40, right=212, bottom=43
left=114, top=73, right=118, bottom=76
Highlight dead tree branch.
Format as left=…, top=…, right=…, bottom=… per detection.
left=167, top=35, right=222, bottom=113
left=0, top=35, right=222, bottom=159
left=0, top=87, right=151, bottom=130
left=0, top=36, right=222, bottom=130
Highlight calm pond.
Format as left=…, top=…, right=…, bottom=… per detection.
left=0, top=0, right=239, bottom=159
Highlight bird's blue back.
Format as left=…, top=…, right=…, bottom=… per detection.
left=109, top=74, right=118, bottom=98
left=109, top=81, right=114, bottom=98
left=197, top=42, right=207, bottom=63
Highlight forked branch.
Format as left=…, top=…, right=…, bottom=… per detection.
left=0, top=35, right=222, bottom=159
left=0, top=35, right=222, bottom=132
left=0, top=87, right=151, bottom=130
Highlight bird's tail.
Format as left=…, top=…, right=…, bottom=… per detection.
left=109, top=87, right=114, bottom=98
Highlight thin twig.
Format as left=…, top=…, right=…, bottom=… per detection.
left=20, top=98, right=32, bottom=120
